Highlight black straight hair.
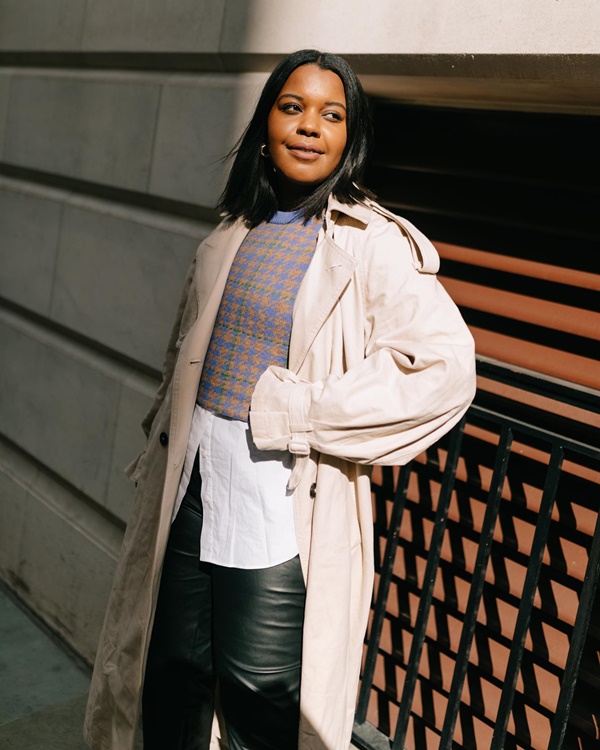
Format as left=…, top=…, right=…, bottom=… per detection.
left=217, top=49, right=374, bottom=226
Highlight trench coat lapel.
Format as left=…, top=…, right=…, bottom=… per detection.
left=192, top=221, right=248, bottom=322
left=164, top=220, right=249, bottom=510
left=289, top=230, right=357, bottom=374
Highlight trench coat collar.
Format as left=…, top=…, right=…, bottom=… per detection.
left=325, top=194, right=373, bottom=227
left=329, top=194, right=441, bottom=274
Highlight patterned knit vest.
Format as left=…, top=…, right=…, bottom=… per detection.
left=197, top=210, right=320, bottom=422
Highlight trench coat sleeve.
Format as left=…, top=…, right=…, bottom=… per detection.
left=141, top=257, right=197, bottom=439
left=250, top=220, right=476, bottom=465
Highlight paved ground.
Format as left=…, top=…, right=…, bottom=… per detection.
left=0, top=587, right=93, bottom=749
left=0, top=586, right=218, bottom=749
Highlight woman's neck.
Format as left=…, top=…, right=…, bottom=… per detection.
left=273, top=175, right=313, bottom=211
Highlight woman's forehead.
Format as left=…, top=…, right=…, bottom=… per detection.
left=277, top=65, right=346, bottom=105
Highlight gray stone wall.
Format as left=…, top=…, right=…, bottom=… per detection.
left=0, top=3, right=264, bottom=663
left=0, top=0, right=597, bottom=664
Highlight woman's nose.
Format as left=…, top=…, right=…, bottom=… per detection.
left=297, top=109, right=320, bottom=137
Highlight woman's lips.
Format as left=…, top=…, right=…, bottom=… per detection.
left=287, top=144, right=323, bottom=160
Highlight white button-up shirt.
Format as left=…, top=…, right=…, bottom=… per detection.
left=172, top=403, right=298, bottom=569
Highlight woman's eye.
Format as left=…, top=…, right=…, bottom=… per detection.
left=282, top=103, right=301, bottom=113
left=324, top=111, right=343, bottom=122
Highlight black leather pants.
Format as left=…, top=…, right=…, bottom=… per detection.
left=142, top=455, right=306, bottom=750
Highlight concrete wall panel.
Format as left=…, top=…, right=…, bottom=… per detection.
left=0, top=178, right=215, bottom=363
left=81, top=0, right=227, bottom=53
left=0, top=442, right=123, bottom=661
left=0, top=178, right=63, bottom=315
left=105, top=372, right=156, bottom=525
left=17, top=493, right=117, bottom=660
left=149, top=73, right=264, bottom=206
left=220, top=0, right=600, bottom=54
left=0, top=312, right=125, bottom=503
left=0, top=71, right=10, bottom=156
left=1, top=71, right=263, bottom=208
left=51, top=197, right=210, bottom=369
left=0, top=464, right=27, bottom=582
left=3, top=72, right=161, bottom=191
left=0, top=0, right=85, bottom=51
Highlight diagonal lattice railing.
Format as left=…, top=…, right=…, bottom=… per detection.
left=353, top=359, right=600, bottom=750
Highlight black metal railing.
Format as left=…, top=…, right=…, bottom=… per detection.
left=353, top=358, right=600, bottom=750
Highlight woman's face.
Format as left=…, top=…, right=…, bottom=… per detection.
left=267, top=64, right=348, bottom=207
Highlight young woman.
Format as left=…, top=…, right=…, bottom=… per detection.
left=84, top=49, right=476, bottom=750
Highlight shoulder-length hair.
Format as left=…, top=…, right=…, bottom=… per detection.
left=217, top=49, right=374, bottom=226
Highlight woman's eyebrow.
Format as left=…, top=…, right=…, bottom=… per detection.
left=277, top=93, right=346, bottom=110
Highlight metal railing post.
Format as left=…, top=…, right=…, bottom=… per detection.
left=439, top=424, right=513, bottom=748
left=392, top=418, right=466, bottom=749
left=490, top=443, right=564, bottom=749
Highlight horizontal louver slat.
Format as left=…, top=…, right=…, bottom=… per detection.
left=439, top=276, right=600, bottom=339
left=366, top=103, right=599, bottom=391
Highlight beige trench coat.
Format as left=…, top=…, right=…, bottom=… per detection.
left=84, top=196, right=476, bottom=750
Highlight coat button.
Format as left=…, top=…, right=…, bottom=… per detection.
left=309, top=482, right=317, bottom=498
left=159, top=432, right=169, bottom=447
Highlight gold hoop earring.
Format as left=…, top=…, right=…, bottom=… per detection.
left=260, top=144, right=269, bottom=158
